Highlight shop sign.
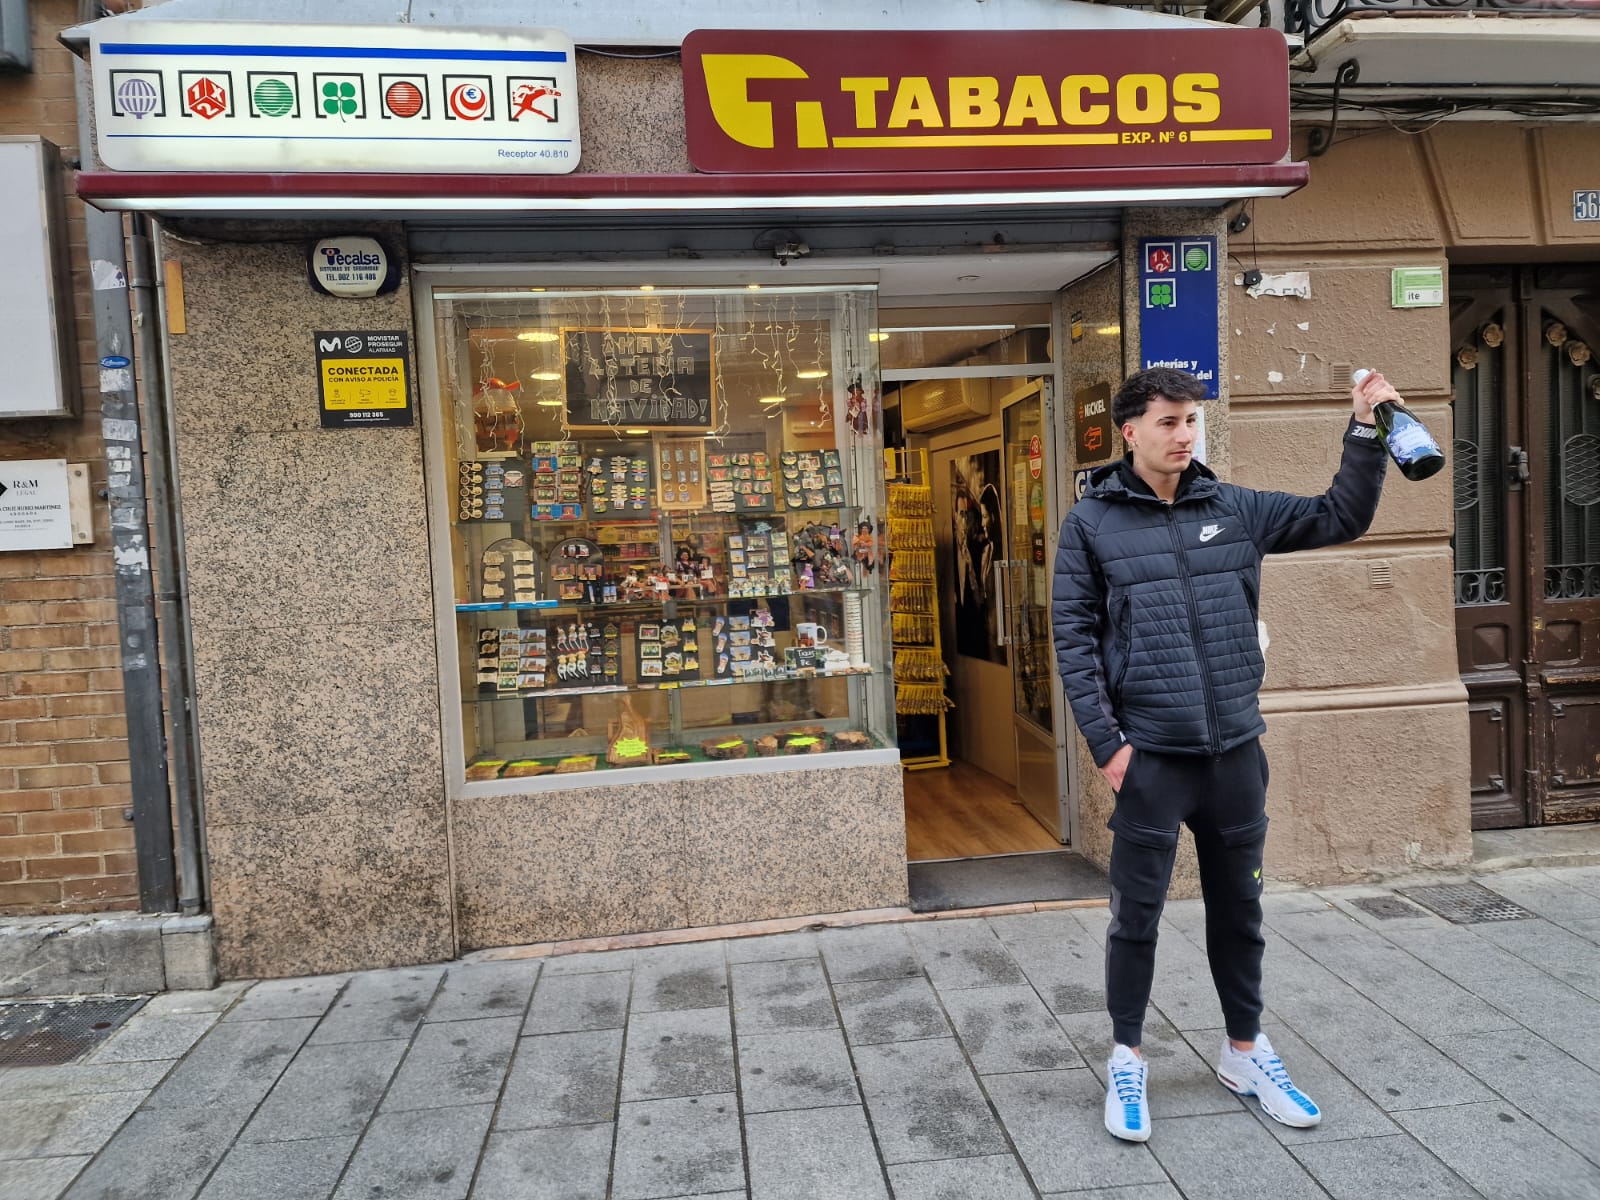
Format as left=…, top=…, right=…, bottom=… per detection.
left=91, top=21, right=579, bottom=174
left=1139, top=236, right=1219, bottom=400
left=1391, top=267, right=1444, bottom=309
left=0, top=459, right=74, bottom=551
left=1074, top=382, right=1114, bottom=464
left=682, top=28, right=1289, bottom=174
left=309, top=237, right=397, bottom=298
left=315, top=330, right=413, bottom=428
left=562, top=329, right=716, bottom=432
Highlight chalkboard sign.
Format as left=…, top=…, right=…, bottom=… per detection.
left=563, top=328, right=715, bottom=432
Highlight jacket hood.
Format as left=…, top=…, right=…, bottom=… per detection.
left=1082, top=455, right=1219, bottom=505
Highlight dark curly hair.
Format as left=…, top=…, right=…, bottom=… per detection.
left=1112, top=368, right=1206, bottom=427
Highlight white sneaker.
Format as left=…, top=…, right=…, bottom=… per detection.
left=1104, top=1044, right=1150, bottom=1142
left=1217, top=1033, right=1322, bottom=1128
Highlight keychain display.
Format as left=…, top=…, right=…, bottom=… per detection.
left=549, top=537, right=604, bottom=604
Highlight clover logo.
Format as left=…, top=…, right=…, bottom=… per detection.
left=322, top=80, right=358, bottom=118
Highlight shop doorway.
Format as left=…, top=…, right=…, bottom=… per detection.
left=882, top=303, right=1077, bottom=865
left=1451, top=264, right=1600, bottom=828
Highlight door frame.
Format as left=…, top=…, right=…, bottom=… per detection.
left=997, top=375, right=1077, bottom=845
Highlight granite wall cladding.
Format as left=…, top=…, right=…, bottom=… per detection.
left=453, top=762, right=909, bottom=950
left=164, top=229, right=453, bottom=978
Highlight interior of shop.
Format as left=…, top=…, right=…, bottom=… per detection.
left=881, top=255, right=1124, bottom=871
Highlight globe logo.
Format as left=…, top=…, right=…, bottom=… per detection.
left=116, top=77, right=160, bottom=120
left=253, top=78, right=294, bottom=118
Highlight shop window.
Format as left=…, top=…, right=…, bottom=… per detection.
left=428, top=284, right=894, bottom=782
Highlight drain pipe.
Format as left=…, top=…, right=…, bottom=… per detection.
left=131, top=215, right=207, bottom=917
left=73, top=50, right=177, bottom=913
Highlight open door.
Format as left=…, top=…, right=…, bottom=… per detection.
left=999, top=379, right=1072, bottom=840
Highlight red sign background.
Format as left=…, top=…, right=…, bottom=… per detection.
left=683, top=28, right=1290, bottom=175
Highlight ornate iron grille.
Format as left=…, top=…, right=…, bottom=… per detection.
left=1284, top=0, right=1600, bottom=43
left=1544, top=335, right=1600, bottom=601
left=1452, top=324, right=1508, bottom=607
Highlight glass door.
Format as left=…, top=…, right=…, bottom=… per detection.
left=1000, top=379, right=1069, bottom=840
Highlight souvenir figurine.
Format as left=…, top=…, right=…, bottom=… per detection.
left=852, top=519, right=876, bottom=574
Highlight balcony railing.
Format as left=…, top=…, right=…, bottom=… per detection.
left=1280, top=0, right=1600, bottom=44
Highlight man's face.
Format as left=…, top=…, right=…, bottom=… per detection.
left=1126, top=400, right=1203, bottom=483
left=1123, top=396, right=1198, bottom=480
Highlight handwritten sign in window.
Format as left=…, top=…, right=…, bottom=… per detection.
left=562, top=328, right=715, bottom=432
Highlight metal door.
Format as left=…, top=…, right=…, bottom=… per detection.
left=999, top=379, right=1071, bottom=840
left=1451, top=266, right=1600, bottom=827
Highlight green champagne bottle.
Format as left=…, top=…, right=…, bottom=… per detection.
left=1353, top=369, right=1445, bottom=482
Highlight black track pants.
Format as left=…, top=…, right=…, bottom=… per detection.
left=1104, top=739, right=1270, bottom=1047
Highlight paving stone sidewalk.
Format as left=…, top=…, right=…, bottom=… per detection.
left=6, top=865, right=1600, bottom=1199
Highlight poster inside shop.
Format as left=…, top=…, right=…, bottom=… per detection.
left=315, top=330, right=413, bottom=427
left=562, top=328, right=714, bottom=432
left=1138, top=237, right=1219, bottom=400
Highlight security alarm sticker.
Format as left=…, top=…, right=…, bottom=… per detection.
left=316, top=330, right=412, bottom=428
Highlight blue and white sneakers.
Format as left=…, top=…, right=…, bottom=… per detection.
left=1216, top=1033, right=1322, bottom=1128
left=1104, top=1044, right=1151, bottom=1142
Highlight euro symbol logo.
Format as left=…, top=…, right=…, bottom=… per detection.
left=700, top=54, right=828, bottom=149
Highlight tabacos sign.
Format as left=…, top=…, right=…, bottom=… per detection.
left=682, top=29, right=1289, bottom=173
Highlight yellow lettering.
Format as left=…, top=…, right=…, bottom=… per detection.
left=1173, top=73, right=1221, bottom=124
left=699, top=53, right=811, bottom=148
left=1003, top=75, right=1057, bottom=127
left=1117, top=74, right=1168, bottom=125
left=948, top=77, right=1000, bottom=129
left=839, top=77, right=890, bottom=129
left=887, top=77, right=945, bottom=129
left=1060, top=75, right=1109, bottom=126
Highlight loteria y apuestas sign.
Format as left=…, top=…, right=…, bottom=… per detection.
left=90, top=21, right=579, bottom=174
left=682, top=28, right=1290, bottom=174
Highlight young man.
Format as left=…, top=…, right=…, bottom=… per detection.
left=1051, top=366, right=1394, bottom=1142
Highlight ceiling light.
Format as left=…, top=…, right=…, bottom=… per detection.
left=638, top=284, right=655, bottom=292
left=530, top=370, right=562, bottom=382
left=877, top=323, right=1016, bottom=335
left=796, top=369, right=829, bottom=380
left=869, top=332, right=890, bottom=342
left=624, top=427, right=650, bottom=434
left=536, top=399, right=563, bottom=407
left=517, top=331, right=559, bottom=343
left=758, top=396, right=787, bottom=405
left=746, top=283, right=761, bottom=290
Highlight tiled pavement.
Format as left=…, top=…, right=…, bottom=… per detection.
left=6, top=865, right=1600, bottom=1199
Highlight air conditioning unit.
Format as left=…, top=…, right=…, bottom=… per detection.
left=900, top=378, right=991, bottom=432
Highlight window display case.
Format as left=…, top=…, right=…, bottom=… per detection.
left=426, top=284, right=894, bottom=784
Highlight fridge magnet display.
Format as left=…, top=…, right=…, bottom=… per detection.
left=563, top=328, right=715, bottom=432
left=480, top=538, right=540, bottom=604
left=786, top=449, right=845, bottom=510
left=656, top=439, right=708, bottom=509
left=588, top=443, right=652, bottom=515
left=549, top=537, right=604, bottom=604
left=730, top=518, right=795, bottom=597
left=707, top=440, right=775, bottom=513
left=530, top=440, right=585, bottom=521
left=457, top=459, right=528, bottom=524
left=635, top=617, right=701, bottom=684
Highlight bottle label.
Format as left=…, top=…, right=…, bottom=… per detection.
left=1386, top=422, right=1439, bottom=463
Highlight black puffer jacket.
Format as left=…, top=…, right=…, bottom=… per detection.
left=1052, top=419, right=1387, bottom=765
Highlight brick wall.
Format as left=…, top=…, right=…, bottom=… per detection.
left=0, top=0, right=140, bottom=914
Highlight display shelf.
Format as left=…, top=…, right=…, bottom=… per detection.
left=885, top=447, right=952, bottom=771
left=455, top=588, right=873, bottom=618
left=464, top=728, right=888, bottom=782
left=468, top=663, right=881, bottom=703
